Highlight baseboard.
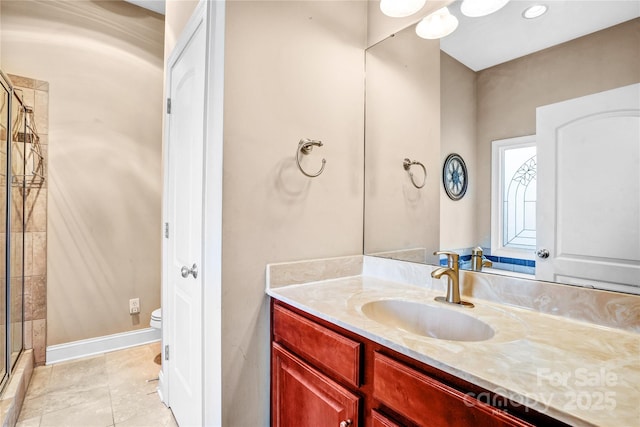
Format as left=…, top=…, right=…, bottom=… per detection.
left=46, top=327, right=161, bottom=365
left=157, top=369, right=167, bottom=406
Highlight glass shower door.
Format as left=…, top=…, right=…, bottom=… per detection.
left=10, top=89, right=25, bottom=370
left=0, top=75, right=9, bottom=388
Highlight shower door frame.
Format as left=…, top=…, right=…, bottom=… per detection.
left=9, top=82, right=25, bottom=373
left=0, top=71, right=10, bottom=390
left=0, top=70, right=26, bottom=394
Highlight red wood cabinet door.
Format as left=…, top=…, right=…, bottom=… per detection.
left=272, top=343, right=359, bottom=427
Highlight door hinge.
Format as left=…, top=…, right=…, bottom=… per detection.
left=164, top=222, right=169, bottom=239
left=165, top=345, right=170, bottom=361
left=167, top=98, right=171, bottom=114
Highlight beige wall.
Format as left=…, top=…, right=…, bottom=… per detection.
left=364, top=25, right=440, bottom=264
left=221, top=1, right=366, bottom=424
left=475, top=18, right=640, bottom=247
left=1, top=0, right=165, bottom=345
left=440, top=52, right=477, bottom=250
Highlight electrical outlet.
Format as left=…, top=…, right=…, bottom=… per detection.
left=129, top=298, right=140, bottom=315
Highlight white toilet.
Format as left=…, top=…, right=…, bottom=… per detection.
left=150, top=308, right=162, bottom=329
left=149, top=308, right=163, bottom=374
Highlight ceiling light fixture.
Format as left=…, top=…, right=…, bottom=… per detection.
left=460, top=0, right=510, bottom=17
left=415, top=7, right=459, bottom=39
left=380, top=0, right=426, bottom=18
left=522, top=4, right=548, bottom=19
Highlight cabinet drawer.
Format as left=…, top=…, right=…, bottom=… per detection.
left=272, top=343, right=359, bottom=427
left=273, top=304, right=361, bottom=387
left=372, top=409, right=402, bottom=427
left=373, top=353, right=533, bottom=427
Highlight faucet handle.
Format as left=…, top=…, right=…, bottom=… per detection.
left=471, top=246, right=483, bottom=256
left=433, top=251, right=459, bottom=269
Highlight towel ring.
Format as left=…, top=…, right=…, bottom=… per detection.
left=296, top=138, right=326, bottom=178
left=403, top=158, right=427, bottom=189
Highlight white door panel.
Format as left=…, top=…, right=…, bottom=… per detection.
left=536, top=83, right=640, bottom=292
left=165, top=16, right=206, bottom=427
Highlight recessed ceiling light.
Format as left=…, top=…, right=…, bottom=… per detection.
left=522, top=4, right=548, bottom=19
left=460, top=0, right=510, bottom=18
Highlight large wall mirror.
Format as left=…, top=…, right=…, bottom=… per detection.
left=364, top=0, right=640, bottom=294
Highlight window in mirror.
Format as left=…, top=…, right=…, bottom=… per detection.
left=491, top=135, right=536, bottom=260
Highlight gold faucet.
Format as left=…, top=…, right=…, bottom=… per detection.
left=471, top=247, right=493, bottom=272
left=431, top=251, right=474, bottom=308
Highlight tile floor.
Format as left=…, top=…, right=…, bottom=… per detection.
left=16, top=342, right=177, bottom=427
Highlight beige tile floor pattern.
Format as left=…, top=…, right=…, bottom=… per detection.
left=16, top=342, right=177, bottom=427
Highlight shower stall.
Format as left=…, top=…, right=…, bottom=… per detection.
left=0, top=70, right=29, bottom=392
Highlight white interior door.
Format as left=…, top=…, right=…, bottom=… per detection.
left=164, top=15, right=206, bottom=427
left=536, top=83, right=640, bottom=293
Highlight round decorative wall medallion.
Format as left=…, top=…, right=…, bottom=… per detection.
left=442, top=153, right=468, bottom=200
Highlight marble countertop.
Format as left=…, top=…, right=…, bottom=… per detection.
left=267, top=273, right=640, bottom=427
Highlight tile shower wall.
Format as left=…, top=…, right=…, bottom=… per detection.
left=9, top=74, right=48, bottom=366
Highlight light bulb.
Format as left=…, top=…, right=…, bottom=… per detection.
left=460, top=0, right=510, bottom=17
left=415, top=7, right=459, bottom=39
left=380, top=0, right=427, bottom=18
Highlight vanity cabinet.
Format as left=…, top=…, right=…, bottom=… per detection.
left=271, top=300, right=567, bottom=427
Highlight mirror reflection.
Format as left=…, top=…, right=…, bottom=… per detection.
left=364, top=0, right=640, bottom=294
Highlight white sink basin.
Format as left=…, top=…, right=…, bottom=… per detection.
left=361, top=299, right=495, bottom=342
